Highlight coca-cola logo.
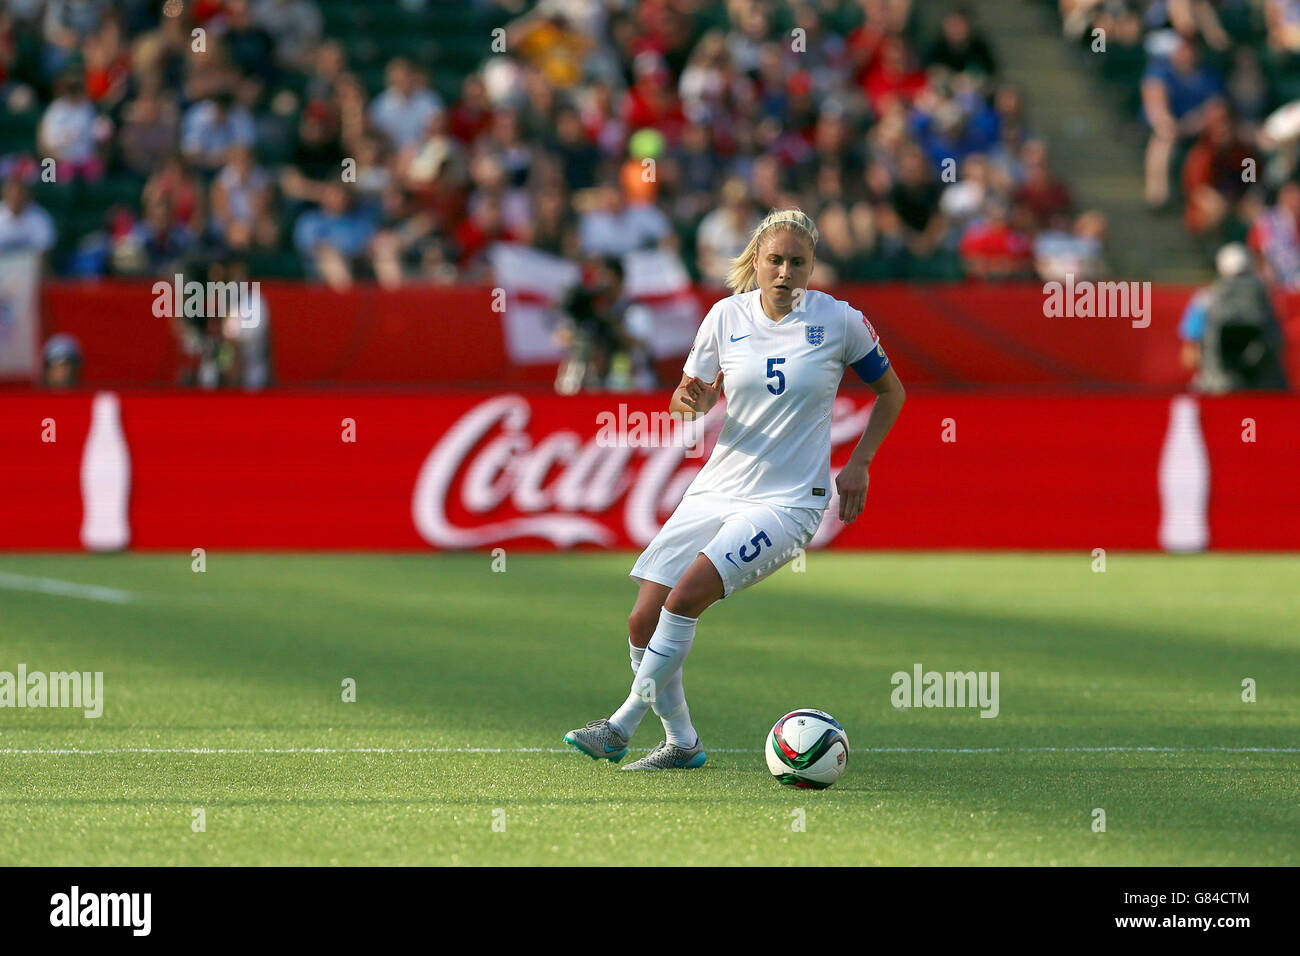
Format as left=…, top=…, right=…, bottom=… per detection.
left=412, top=394, right=875, bottom=550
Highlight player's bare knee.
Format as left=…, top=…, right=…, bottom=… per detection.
left=628, top=608, right=657, bottom=647
left=662, top=591, right=690, bottom=617
left=664, top=586, right=710, bottom=618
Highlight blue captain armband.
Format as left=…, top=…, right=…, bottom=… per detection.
left=849, top=343, right=891, bottom=384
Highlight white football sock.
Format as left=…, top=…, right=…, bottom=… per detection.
left=609, top=608, right=697, bottom=738
left=652, top=673, right=697, bottom=748
left=629, top=638, right=696, bottom=747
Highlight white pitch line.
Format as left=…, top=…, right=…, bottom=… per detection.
left=0, top=746, right=1297, bottom=755
left=0, top=571, right=135, bottom=605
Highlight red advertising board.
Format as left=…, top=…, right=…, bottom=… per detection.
left=2, top=391, right=1297, bottom=551
left=27, top=280, right=1300, bottom=388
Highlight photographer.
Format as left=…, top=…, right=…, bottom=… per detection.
left=169, top=258, right=223, bottom=389
left=554, top=256, right=657, bottom=394
left=1180, top=243, right=1288, bottom=393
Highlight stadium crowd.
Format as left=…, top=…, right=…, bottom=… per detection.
left=1057, top=0, right=1300, bottom=288
left=0, top=0, right=1109, bottom=292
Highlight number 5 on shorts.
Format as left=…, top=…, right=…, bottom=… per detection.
left=739, top=531, right=772, bottom=563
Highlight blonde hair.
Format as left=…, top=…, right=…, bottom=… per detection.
left=725, top=207, right=819, bottom=293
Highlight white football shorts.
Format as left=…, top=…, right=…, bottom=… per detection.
left=630, top=491, right=824, bottom=599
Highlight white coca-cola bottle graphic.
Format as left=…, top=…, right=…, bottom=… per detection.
left=1157, top=395, right=1209, bottom=553
left=80, top=392, right=131, bottom=551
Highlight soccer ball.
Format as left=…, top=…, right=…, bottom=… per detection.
left=765, top=709, right=849, bottom=789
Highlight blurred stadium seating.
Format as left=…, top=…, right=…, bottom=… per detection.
left=0, top=0, right=1091, bottom=286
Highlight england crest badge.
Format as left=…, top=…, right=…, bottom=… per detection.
left=806, top=325, right=825, bottom=346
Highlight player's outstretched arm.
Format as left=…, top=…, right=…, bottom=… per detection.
left=836, top=366, right=905, bottom=524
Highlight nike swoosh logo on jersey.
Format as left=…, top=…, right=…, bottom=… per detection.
left=729, top=334, right=751, bottom=342
left=724, top=553, right=740, bottom=569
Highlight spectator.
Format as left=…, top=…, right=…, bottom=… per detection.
left=889, top=145, right=947, bottom=255
left=910, top=96, right=995, bottom=172
left=119, top=81, right=180, bottom=178
left=787, top=1, right=848, bottom=99
left=402, top=112, right=465, bottom=196
left=580, top=81, right=626, bottom=159
left=369, top=183, right=428, bottom=287
left=42, top=333, right=82, bottom=388
left=621, top=50, right=687, bottom=146
left=678, top=29, right=732, bottom=126
left=292, top=182, right=377, bottom=289
left=1265, top=0, right=1300, bottom=59
left=334, top=72, right=369, bottom=155
left=861, top=36, right=927, bottom=115
left=210, top=145, right=277, bottom=253
left=505, top=5, right=593, bottom=91
left=924, top=6, right=998, bottom=78
left=1182, top=99, right=1254, bottom=237
left=115, top=195, right=196, bottom=276
left=959, top=200, right=1034, bottom=279
left=143, top=155, right=204, bottom=233
left=253, top=0, right=322, bottom=71
left=671, top=121, right=722, bottom=221
left=811, top=164, right=862, bottom=284
left=417, top=235, right=459, bottom=284
left=279, top=100, right=345, bottom=208
left=696, top=177, right=759, bottom=288
left=524, top=184, right=576, bottom=257
left=350, top=135, right=393, bottom=206
left=302, top=37, right=346, bottom=102
left=368, top=57, right=443, bottom=152
left=41, top=0, right=108, bottom=80
left=577, top=183, right=671, bottom=258
left=724, top=0, right=770, bottom=76
left=1179, top=243, right=1288, bottom=391
left=1014, top=140, right=1074, bottom=229
left=1226, top=47, right=1269, bottom=124
left=0, top=178, right=56, bottom=257
left=940, top=153, right=991, bottom=230
left=1034, top=210, right=1108, bottom=281
left=452, top=191, right=518, bottom=280
left=1141, top=38, right=1223, bottom=207
left=466, top=151, right=531, bottom=237
left=181, top=90, right=256, bottom=173
left=218, top=0, right=277, bottom=88
left=83, top=15, right=130, bottom=108
left=809, top=109, right=865, bottom=186
left=1247, top=180, right=1300, bottom=289
left=448, top=73, right=494, bottom=146
left=479, top=107, right=534, bottom=188
left=0, top=12, right=14, bottom=90
left=39, top=73, right=107, bottom=182
left=549, top=105, right=602, bottom=192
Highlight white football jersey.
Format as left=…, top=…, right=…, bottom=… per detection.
left=681, top=288, right=889, bottom=510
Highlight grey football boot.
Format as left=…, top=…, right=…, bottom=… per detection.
left=563, top=719, right=630, bottom=763
left=620, top=738, right=707, bottom=771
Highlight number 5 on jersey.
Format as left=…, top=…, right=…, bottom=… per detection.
left=767, top=357, right=786, bottom=396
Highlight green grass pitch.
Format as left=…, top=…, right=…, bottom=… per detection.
left=1, top=552, right=1297, bottom=866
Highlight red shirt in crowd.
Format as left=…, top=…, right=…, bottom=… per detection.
left=959, top=220, right=1033, bottom=275
left=453, top=217, right=518, bottom=267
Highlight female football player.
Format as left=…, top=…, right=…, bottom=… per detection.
left=564, top=208, right=906, bottom=770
